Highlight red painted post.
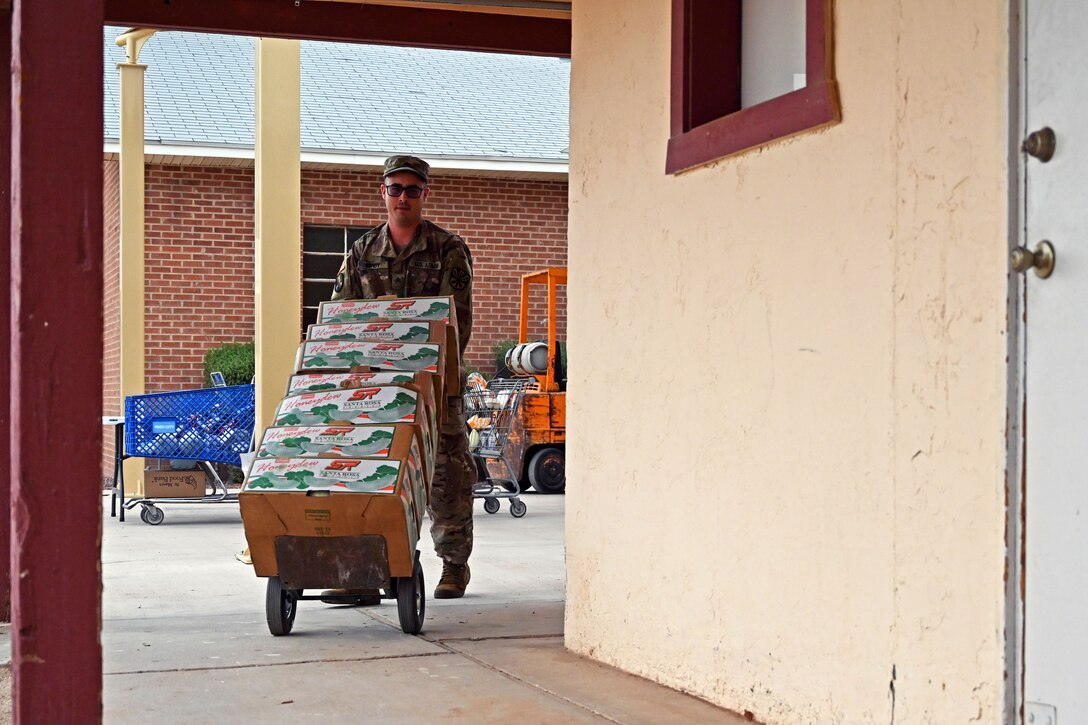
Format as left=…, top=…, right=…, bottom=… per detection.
left=10, top=3, right=104, bottom=721
left=0, top=6, right=11, bottom=625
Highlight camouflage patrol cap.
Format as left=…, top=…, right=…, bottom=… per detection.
left=383, top=155, right=430, bottom=183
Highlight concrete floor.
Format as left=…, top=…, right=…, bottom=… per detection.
left=88, top=492, right=742, bottom=722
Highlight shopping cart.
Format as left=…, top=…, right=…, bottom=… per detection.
left=464, top=377, right=535, bottom=518
left=119, top=384, right=256, bottom=525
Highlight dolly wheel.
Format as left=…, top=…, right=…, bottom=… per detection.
left=483, top=497, right=500, bottom=514
left=397, top=558, right=425, bottom=635
left=142, top=505, right=165, bottom=525
left=510, top=499, right=527, bottom=518
left=266, top=576, right=297, bottom=636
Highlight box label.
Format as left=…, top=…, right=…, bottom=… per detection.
left=244, top=457, right=402, bottom=493
left=299, top=340, right=440, bottom=373
left=257, top=425, right=398, bottom=458
left=274, top=388, right=418, bottom=426
left=286, top=371, right=417, bottom=395
left=318, top=297, right=451, bottom=325
left=308, top=321, right=434, bottom=342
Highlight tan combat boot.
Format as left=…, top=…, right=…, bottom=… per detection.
left=434, top=562, right=470, bottom=599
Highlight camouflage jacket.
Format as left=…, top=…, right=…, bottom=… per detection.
left=331, top=220, right=473, bottom=355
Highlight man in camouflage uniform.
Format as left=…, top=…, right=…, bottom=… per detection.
left=327, top=155, right=477, bottom=600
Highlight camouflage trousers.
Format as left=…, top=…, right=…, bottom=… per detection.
left=429, top=396, right=475, bottom=566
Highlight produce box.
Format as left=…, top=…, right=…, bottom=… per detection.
left=285, top=369, right=445, bottom=433
left=317, top=296, right=456, bottom=327
left=315, top=296, right=463, bottom=383
left=285, top=371, right=420, bottom=395
left=254, top=423, right=433, bottom=490
left=304, top=321, right=457, bottom=385
left=273, top=383, right=437, bottom=471
left=240, top=452, right=427, bottom=578
left=306, top=320, right=446, bottom=344
left=275, top=386, right=424, bottom=425
left=294, top=339, right=457, bottom=400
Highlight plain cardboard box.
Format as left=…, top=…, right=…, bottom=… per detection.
left=240, top=449, right=427, bottom=579
left=141, top=468, right=206, bottom=498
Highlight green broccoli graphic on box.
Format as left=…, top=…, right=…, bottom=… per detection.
left=368, top=392, right=416, bottom=423
left=334, top=350, right=372, bottom=367
left=382, top=392, right=414, bottom=409
left=305, top=383, right=337, bottom=391
left=419, top=302, right=448, bottom=320
left=340, top=429, right=395, bottom=456
left=304, top=355, right=334, bottom=368
left=259, top=436, right=313, bottom=457
left=398, top=347, right=439, bottom=370
left=330, top=333, right=356, bottom=340
left=246, top=475, right=276, bottom=489
left=350, top=312, right=378, bottom=322
left=285, top=470, right=314, bottom=490
left=310, top=403, right=341, bottom=422
left=397, top=325, right=431, bottom=341
left=365, top=464, right=398, bottom=481
left=277, top=413, right=303, bottom=426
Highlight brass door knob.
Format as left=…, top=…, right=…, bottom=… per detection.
left=1011, top=240, right=1056, bottom=278
left=1022, top=127, right=1056, bottom=162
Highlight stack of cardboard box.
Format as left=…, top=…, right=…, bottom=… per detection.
left=240, top=296, right=460, bottom=582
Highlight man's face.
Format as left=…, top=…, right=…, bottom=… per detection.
left=381, top=171, right=429, bottom=227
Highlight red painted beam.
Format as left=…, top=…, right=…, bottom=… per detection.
left=104, top=0, right=571, bottom=57
left=0, top=7, right=11, bottom=625
left=11, top=2, right=104, bottom=721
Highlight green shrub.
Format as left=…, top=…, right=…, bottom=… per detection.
left=492, top=339, right=518, bottom=377
left=203, top=341, right=255, bottom=387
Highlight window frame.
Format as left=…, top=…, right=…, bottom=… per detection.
left=666, top=0, right=840, bottom=174
left=301, top=224, right=371, bottom=334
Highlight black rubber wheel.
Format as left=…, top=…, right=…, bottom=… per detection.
left=510, top=499, right=527, bottom=518
left=397, top=558, right=425, bottom=635
left=143, top=505, right=165, bottom=525
left=483, top=497, right=500, bottom=514
left=138, top=507, right=150, bottom=524
left=528, top=447, right=566, bottom=494
left=265, top=576, right=297, bottom=636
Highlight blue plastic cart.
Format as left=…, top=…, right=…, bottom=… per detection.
left=118, top=384, right=255, bottom=525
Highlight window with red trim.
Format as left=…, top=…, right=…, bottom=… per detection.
left=667, top=0, right=840, bottom=174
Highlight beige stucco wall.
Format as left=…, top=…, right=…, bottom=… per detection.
left=566, top=1, right=1011, bottom=722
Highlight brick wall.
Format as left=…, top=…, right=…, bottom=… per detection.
left=101, top=161, right=568, bottom=483
left=102, top=160, right=120, bottom=484
left=144, top=166, right=257, bottom=391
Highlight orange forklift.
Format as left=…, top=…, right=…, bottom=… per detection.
left=491, top=267, right=566, bottom=494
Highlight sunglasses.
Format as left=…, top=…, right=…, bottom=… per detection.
left=384, top=183, right=426, bottom=199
